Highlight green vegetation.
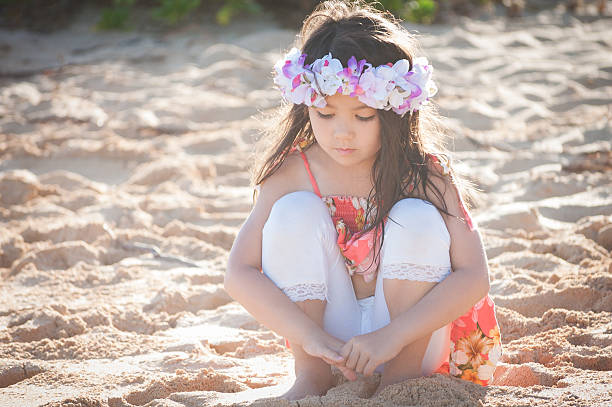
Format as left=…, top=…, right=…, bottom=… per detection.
left=0, top=0, right=499, bottom=32
left=214, top=0, right=263, bottom=25
left=374, top=0, right=438, bottom=24
left=96, top=0, right=203, bottom=29
left=152, top=0, right=201, bottom=25
left=97, top=0, right=136, bottom=30
left=404, top=0, right=438, bottom=24
left=92, top=0, right=493, bottom=30
left=94, top=0, right=263, bottom=29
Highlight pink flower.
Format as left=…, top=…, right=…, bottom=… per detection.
left=273, top=48, right=437, bottom=115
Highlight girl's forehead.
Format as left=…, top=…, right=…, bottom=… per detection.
left=323, top=94, right=372, bottom=110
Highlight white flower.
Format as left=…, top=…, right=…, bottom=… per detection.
left=311, top=53, right=344, bottom=96
left=358, top=69, right=390, bottom=109
left=273, top=49, right=437, bottom=115
left=488, top=343, right=502, bottom=365
left=391, top=59, right=411, bottom=76
left=387, top=87, right=407, bottom=108
left=477, top=362, right=496, bottom=381
left=287, top=84, right=308, bottom=105
left=273, top=47, right=311, bottom=105
left=452, top=349, right=469, bottom=365
left=449, top=360, right=462, bottom=376
left=403, top=57, right=437, bottom=109
left=273, top=48, right=303, bottom=85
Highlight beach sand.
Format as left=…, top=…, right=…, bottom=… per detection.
left=0, top=4, right=611, bottom=406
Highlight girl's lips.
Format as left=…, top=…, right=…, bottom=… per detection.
left=335, top=148, right=355, bottom=155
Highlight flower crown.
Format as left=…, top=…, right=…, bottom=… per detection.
left=273, top=47, right=438, bottom=116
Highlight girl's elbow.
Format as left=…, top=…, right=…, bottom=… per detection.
left=223, top=262, right=258, bottom=297
left=461, top=265, right=490, bottom=298
left=223, top=271, right=234, bottom=295
left=223, top=265, right=239, bottom=296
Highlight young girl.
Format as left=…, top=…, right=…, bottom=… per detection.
left=224, top=0, right=502, bottom=400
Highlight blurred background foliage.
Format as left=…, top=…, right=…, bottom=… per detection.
left=0, top=0, right=574, bottom=31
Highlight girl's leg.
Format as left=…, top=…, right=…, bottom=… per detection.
left=370, top=198, right=453, bottom=392
left=261, top=191, right=360, bottom=399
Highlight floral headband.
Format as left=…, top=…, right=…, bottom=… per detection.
left=273, top=47, right=438, bottom=116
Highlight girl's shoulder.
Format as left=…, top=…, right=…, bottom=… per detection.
left=425, top=152, right=476, bottom=231
left=405, top=152, right=454, bottom=196
left=253, top=149, right=313, bottom=205
left=426, top=152, right=453, bottom=177
left=405, top=152, right=475, bottom=230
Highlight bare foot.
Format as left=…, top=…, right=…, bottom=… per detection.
left=280, top=371, right=335, bottom=401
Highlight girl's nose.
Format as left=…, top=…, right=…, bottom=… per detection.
left=334, top=123, right=354, bottom=140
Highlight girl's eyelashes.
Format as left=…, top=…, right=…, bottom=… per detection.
left=316, top=111, right=376, bottom=121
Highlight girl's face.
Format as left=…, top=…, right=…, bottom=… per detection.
left=308, top=94, right=381, bottom=172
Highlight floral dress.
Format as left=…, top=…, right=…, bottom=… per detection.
left=271, top=142, right=503, bottom=386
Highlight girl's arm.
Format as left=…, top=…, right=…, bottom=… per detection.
left=224, top=166, right=350, bottom=372
left=384, top=236, right=490, bottom=348
left=384, top=162, right=491, bottom=348
left=225, top=263, right=324, bottom=346
left=226, top=261, right=356, bottom=379
left=224, top=175, right=325, bottom=347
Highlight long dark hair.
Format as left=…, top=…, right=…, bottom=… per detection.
left=249, top=0, right=478, bottom=270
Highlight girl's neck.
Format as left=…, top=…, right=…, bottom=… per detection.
left=309, top=143, right=375, bottom=194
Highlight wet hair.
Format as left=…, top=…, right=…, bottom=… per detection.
left=249, top=0, right=478, bottom=271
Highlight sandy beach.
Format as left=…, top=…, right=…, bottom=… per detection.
left=0, top=3, right=611, bottom=406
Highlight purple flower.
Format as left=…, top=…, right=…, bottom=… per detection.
left=273, top=48, right=437, bottom=115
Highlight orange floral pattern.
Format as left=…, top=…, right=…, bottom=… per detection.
left=434, top=295, right=503, bottom=385
left=322, top=195, right=384, bottom=284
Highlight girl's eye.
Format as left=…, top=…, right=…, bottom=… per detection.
left=316, top=112, right=376, bottom=121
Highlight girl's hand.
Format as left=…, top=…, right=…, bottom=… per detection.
left=301, top=331, right=358, bottom=381
left=340, top=327, right=403, bottom=377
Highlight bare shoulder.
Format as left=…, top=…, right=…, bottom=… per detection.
left=410, top=157, right=459, bottom=218
left=254, top=151, right=309, bottom=208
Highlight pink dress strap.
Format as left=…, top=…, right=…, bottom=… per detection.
left=297, top=150, right=323, bottom=198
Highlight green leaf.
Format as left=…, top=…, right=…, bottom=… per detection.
left=215, top=0, right=262, bottom=25
left=152, top=0, right=201, bottom=25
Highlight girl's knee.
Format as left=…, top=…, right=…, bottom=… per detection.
left=261, top=191, right=336, bottom=302
left=263, top=190, right=335, bottom=244
left=381, top=198, right=451, bottom=281
left=385, top=198, right=450, bottom=249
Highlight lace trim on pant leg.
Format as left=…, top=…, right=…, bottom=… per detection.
left=381, top=262, right=451, bottom=283
left=281, top=282, right=327, bottom=302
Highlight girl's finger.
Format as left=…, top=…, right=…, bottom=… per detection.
left=345, top=349, right=359, bottom=370
left=340, top=342, right=352, bottom=359
left=355, top=353, right=369, bottom=374
left=337, top=365, right=358, bottom=381
left=320, top=355, right=343, bottom=366
left=324, top=348, right=345, bottom=363
left=363, top=360, right=377, bottom=377
left=320, top=355, right=335, bottom=365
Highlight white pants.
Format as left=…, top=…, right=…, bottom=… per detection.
left=262, top=191, right=452, bottom=376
